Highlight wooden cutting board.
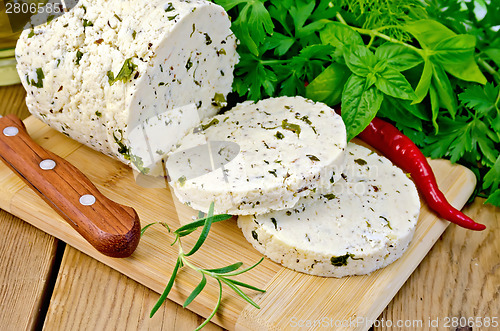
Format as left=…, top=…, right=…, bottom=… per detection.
left=0, top=116, right=477, bottom=331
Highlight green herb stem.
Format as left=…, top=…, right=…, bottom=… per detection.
left=259, top=59, right=290, bottom=65
left=335, top=12, right=424, bottom=56
left=142, top=208, right=265, bottom=330
left=477, top=57, right=500, bottom=84
left=194, top=279, right=222, bottom=331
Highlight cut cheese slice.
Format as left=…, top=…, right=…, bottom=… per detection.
left=16, top=0, right=238, bottom=176
left=167, top=96, right=347, bottom=215
left=238, top=142, right=420, bottom=277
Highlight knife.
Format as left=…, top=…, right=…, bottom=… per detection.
left=0, top=114, right=140, bottom=258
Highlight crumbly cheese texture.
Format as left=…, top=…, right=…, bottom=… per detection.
left=238, top=143, right=420, bottom=277
left=167, top=96, right=347, bottom=215
left=16, top=0, right=238, bottom=176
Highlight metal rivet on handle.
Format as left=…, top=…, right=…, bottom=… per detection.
left=3, top=126, right=19, bottom=137
left=79, top=194, right=96, bottom=206
left=39, top=159, right=56, bottom=170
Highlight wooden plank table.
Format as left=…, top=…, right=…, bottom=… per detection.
left=1, top=84, right=499, bottom=331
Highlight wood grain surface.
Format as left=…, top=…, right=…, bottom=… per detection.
left=0, top=210, right=60, bottom=331
left=0, top=114, right=141, bottom=258
left=43, top=246, right=223, bottom=331
left=375, top=201, right=500, bottom=331
left=0, top=89, right=60, bottom=330
left=0, top=84, right=498, bottom=331
left=0, top=114, right=481, bottom=330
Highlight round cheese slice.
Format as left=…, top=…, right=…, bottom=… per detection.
left=167, top=96, right=347, bottom=215
left=16, top=0, right=238, bottom=176
left=238, top=142, right=420, bottom=277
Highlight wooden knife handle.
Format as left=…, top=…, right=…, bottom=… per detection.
left=0, top=114, right=140, bottom=258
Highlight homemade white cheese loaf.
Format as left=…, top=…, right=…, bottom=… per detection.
left=238, top=142, right=420, bottom=277
left=167, top=96, right=347, bottom=215
left=16, top=0, right=237, bottom=176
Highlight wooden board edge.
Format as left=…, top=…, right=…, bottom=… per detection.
left=0, top=116, right=84, bottom=213
left=8, top=187, right=245, bottom=330
left=2, top=118, right=482, bottom=331
left=234, top=160, right=477, bottom=331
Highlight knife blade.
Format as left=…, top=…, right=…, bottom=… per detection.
left=0, top=114, right=140, bottom=258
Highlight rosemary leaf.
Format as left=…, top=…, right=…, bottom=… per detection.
left=223, top=278, right=266, bottom=293
left=175, top=214, right=232, bottom=236
left=150, top=257, right=181, bottom=317
left=205, top=262, right=243, bottom=274
left=194, top=279, right=223, bottom=331
left=174, top=227, right=199, bottom=238
left=140, top=222, right=170, bottom=237
left=183, top=274, right=207, bottom=308
left=220, top=278, right=261, bottom=309
left=221, top=257, right=265, bottom=277
left=143, top=203, right=266, bottom=328
left=185, top=202, right=215, bottom=256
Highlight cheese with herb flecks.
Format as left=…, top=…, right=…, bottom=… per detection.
left=167, top=96, right=347, bottom=215
left=238, top=143, right=420, bottom=277
left=16, top=0, right=238, bottom=176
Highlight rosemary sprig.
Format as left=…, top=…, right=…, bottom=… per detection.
left=141, top=202, right=266, bottom=330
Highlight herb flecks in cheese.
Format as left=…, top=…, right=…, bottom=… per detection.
left=26, top=68, right=44, bottom=88
left=107, top=58, right=138, bottom=86
left=238, top=143, right=420, bottom=278
left=167, top=96, right=347, bottom=215
left=16, top=0, right=238, bottom=176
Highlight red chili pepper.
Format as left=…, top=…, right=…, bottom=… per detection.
left=352, top=115, right=486, bottom=231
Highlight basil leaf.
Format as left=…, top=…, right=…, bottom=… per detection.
left=343, top=45, right=378, bottom=77
left=320, top=22, right=363, bottom=60
left=403, top=19, right=456, bottom=49
left=432, top=64, right=457, bottom=118
left=412, top=59, right=433, bottom=104
left=320, top=22, right=364, bottom=47
left=305, top=62, right=350, bottom=106
left=341, top=74, right=384, bottom=141
left=432, top=35, right=487, bottom=84
left=429, top=85, right=440, bottom=133
left=484, top=48, right=500, bottom=68
left=378, top=96, right=424, bottom=131
left=375, top=65, right=416, bottom=100
left=375, top=42, right=423, bottom=71
left=432, top=34, right=476, bottom=64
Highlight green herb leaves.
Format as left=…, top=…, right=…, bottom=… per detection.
left=326, top=30, right=416, bottom=139
left=26, top=68, right=44, bottom=88
left=218, top=0, right=274, bottom=56
left=107, top=58, right=138, bottom=86
left=141, top=203, right=265, bottom=330
left=308, top=20, right=419, bottom=139
left=341, top=74, right=383, bottom=141
left=215, top=0, right=500, bottom=207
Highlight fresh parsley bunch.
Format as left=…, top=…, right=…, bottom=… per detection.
left=213, top=0, right=500, bottom=207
